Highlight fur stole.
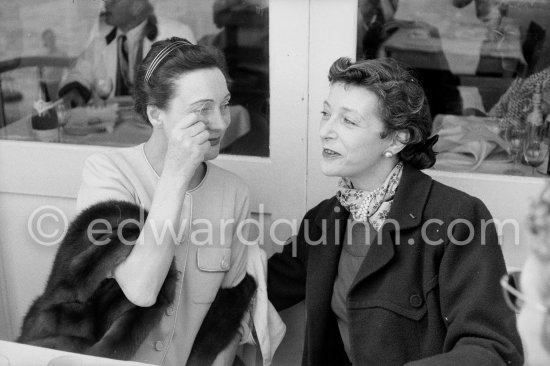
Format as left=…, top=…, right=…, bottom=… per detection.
left=17, top=200, right=256, bottom=364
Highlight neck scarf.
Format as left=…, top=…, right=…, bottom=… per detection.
left=336, top=162, right=403, bottom=231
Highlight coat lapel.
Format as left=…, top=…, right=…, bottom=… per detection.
left=307, top=198, right=349, bottom=316
left=349, top=165, right=433, bottom=291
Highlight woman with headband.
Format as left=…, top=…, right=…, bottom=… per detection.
left=27, top=38, right=257, bottom=365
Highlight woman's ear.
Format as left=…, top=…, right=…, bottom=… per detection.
left=146, top=105, right=164, bottom=129
left=386, top=130, right=410, bottom=155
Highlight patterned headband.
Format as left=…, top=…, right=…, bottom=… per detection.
left=144, top=40, right=192, bottom=83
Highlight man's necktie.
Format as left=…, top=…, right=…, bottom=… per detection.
left=115, top=34, right=130, bottom=96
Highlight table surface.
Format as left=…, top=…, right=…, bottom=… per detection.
left=432, top=114, right=548, bottom=178
left=382, top=18, right=524, bottom=73
left=0, top=103, right=250, bottom=149
left=0, top=340, right=153, bottom=366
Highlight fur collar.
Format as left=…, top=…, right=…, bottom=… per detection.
left=18, top=200, right=255, bottom=364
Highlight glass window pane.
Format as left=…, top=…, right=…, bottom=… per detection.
left=357, top=0, right=550, bottom=176
left=0, top=0, right=269, bottom=157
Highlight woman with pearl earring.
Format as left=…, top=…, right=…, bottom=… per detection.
left=267, top=57, right=523, bottom=365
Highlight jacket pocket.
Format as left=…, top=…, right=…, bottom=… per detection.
left=191, top=247, right=232, bottom=304
left=348, top=298, right=427, bottom=320
left=348, top=297, right=427, bottom=363
left=197, top=247, right=232, bottom=272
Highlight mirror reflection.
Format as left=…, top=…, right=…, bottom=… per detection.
left=0, top=0, right=269, bottom=157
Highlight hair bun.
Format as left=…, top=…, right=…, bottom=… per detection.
left=400, top=134, right=439, bottom=169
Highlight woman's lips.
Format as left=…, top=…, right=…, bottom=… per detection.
left=209, top=137, right=221, bottom=146
left=322, top=148, right=341, bottom=158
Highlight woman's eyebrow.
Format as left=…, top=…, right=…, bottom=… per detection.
left=189, top=93, right=232, bottom=107
left=189, top=99, right=214, bottom=108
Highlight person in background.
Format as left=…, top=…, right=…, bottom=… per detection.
left=58, top=0, right=195, bottom=107
left=268, top=57, right=523, bottom=365
left=40, top=28, right=68, bottom=100
left=42, top=29, right=63, bottom=57
left=75, top=37, right=253, bottom=365
left=452, top=0, right=503, bottom=27
left=502, top=184, right=550, bottom=366
left=357, top=0, right=397, bottom=59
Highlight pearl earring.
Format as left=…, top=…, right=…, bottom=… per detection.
left=384, top=151, right=394, bottom=158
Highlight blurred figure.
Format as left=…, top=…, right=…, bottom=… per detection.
left=199, top=0, right=270, bottom=156
left=58, top=0, right=195, bottom=107
left=42, top=29, right=63, bottom=56
left=357, top=0, right=397, bottom=59
left=502, top=184, right=550, bottom=366
left=40, top=29, right=67, bottom=101
left=452, top=0, right=503, bottom=27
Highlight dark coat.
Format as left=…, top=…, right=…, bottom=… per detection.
left=268, top=165, right=523, bottom=366
left=17, top=200, right=256, bottom=365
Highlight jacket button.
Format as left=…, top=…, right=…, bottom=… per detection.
left=409, top=294, right=423, bottom=308
left=176, top=271, right=183, bottom=280
left=154, top=341, right=164, bottom=351
left=220, top=257, right=229, bottom=270
left=165, top=305, right=175, bottom=316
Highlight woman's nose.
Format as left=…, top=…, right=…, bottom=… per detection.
left=319, top=117, right=336, bottom=140
left=207, top=108, right=228, bottom=132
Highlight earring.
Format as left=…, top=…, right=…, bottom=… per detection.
left=384, top=151, right=394, bottom=158
left=152, top=121, right=164, bottom=129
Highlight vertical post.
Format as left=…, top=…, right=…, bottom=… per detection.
left=0, top=77, right=6, bottom=128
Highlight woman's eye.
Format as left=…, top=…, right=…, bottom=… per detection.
left=220, top=102, right=230, bottom=113
left=343, top=118, right=356, bottom=126
left=320, top=111, right=330, bottom=119
left=195, top=105, right=213, bottom=115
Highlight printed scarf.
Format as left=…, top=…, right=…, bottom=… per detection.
left=336, top=162, right=403, bottom=231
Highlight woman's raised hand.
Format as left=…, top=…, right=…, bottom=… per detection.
left=164, top=114, right=210, bottom=180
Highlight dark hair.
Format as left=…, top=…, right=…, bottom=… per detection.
left=328, top=57, right=436, bottom=169
left=134, top=37, right=229, bottom=124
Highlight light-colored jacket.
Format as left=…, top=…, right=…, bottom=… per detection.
left=77, top=146, right=250, bottom=365
left=59, top=17, right=195, bottom=100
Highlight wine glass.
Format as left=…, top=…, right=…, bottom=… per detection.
left=523, top=140, right=549, bottom=176
left=55, top=102, right=71, bottom=142
left=93, top=77, right=113, bottom=107
left=504, top=126, right=527, bottom=176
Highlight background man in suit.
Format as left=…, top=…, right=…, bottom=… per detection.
left=59, top=0, right=195, bottom=107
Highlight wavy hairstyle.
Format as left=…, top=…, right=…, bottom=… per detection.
left=134, top=37, right=229, bottom=124
left=328, top=57, right=436, bottom=169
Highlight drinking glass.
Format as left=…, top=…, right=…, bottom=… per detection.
left=523, top=140, right=549, bottom=176
left=93, top=77, right=113, bottom=107
left=55, top=102, right=71, bottom=142
left=504, top=126, right=527, bottom=175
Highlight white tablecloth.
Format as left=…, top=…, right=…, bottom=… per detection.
left=0, top=340, right=154, bottom=366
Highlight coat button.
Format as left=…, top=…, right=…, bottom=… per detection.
left=165, top=305, right=175, bottom=316
left=154, top=341, right=164, bottom=351
left=176, top=271, right=183, bottom=280
left=409, top=294, right=423, bottom=308
left=220, top=257, right=229, bottom=270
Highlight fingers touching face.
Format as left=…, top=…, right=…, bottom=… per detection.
left=152, top=68, right=231, bottom=160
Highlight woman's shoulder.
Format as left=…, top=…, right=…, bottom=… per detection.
left=83, top=145, right=144, bottom=173
left=427, top=179, right=491, bottom=219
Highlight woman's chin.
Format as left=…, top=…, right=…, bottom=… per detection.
left=205, top=146, right=221, bottom=161
left=320, top=163, right=340, bottom=178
